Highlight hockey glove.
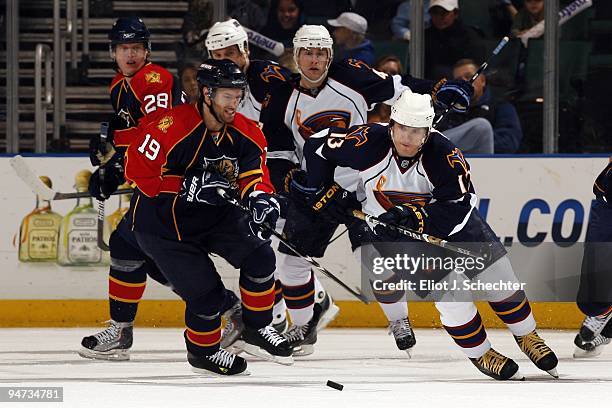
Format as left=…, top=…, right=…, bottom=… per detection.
left=309, top=182, right=358, bottom=224
left=179, top=167, right=231, bottom=206
left=374, top=203, right=428, bottom=241
left=89, top=122, right=116, bottom=166
left=247, top=191, right=281, bottom=240
left=88, top=158, right=124, bottom=201
left=433, top=79, right=474, bottom=113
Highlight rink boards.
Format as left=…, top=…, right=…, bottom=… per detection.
left=0, top=154, right=609, bottom=328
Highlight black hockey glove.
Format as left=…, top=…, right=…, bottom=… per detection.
left=374, top=204, right=429, bottom=241
left=247, top=191, right=281, bottom=240
left=89, top=122, right=116, bottom=166
left=179, top=167, right=231, bottom=206
left=309, top=182, right=358, bottom=224
left=433, top=79, right=474, bottom=113
left=88, top=157, right=124, bottom=201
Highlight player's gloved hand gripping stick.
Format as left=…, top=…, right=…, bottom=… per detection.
left=216, top=188, right=369, bottom=304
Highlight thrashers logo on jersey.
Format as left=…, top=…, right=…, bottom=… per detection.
left=346, top=125, right=369, bottom=147
left=157, top=115, right=173, bottom=133
left=446, top=148, right=468, bottom=174
left=296, top=109, right=351, bottom=140
left=260, top=65, right=286, bottom=83
left=145, top=71, right=162, bottom=84
left=373, top=175, right=431, bottom=210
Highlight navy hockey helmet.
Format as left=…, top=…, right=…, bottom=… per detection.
left=109, top=17, right=151, bottom=50
left=197, top=59, right=247, bottom=92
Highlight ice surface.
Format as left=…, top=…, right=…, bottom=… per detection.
left=0, top=328, right=610, bottom=408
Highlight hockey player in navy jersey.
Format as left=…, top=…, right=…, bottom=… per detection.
left=80, top=18, right=238, bottom=361
left=301, top=91, right=559, bottom=381
left=259, top=24, right=474, bottom=355
left=573, top=161, right=612, bottom=358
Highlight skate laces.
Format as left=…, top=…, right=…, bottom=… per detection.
left=93, top=320, right=124, bottom=344
left=284, top=324, right=308, bottom=343
left=388, top=318, right=413, bottom=340
left=517, top=331, right=552, bottom=362
left=583, top=313, right=612, bottom=336
left=478, top=349, right=508, bottom=375
left=259, top=326, right=286, bottom=346
left=208, top=349, right=236, bottom=368
left=590, top=334, right=612, bottom=347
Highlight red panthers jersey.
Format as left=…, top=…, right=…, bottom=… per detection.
left=117, top=104, right=273, bottom=240
left=110, top=62, right=184, bottom=129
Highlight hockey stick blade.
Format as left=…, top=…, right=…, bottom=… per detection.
left=10, top=155, right=57, bottom=200
left=217, top=188, right=369, bottom=303
left=11, top=155, right=133, bottom=200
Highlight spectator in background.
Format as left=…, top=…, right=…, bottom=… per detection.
left=178, top=0, right=214, bottom=72
left=180, top=61, right=200, bottom=103
left=512, top=0, right=544, bottom=36
left=490, top=0, right=519, bottom=37
left=228, top=0, right=271, bottom=32
left=391, top=0, right=431, bottom=42
left=301, top=0, right=351, bottom=23
left=424, top=0, right=486, bottom=80
left=355, top=0, right=404, bottom=40
left=261, top=0, right=305, bottom=49
left=328, top=12, right=375, bottom=66
left=437, top=59, right=523, bottom=154
left=368, top=55, right=403, bottom=122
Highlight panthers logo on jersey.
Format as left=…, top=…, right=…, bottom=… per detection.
left=296, top=110, right=351, bottom=140
left=145, top=71, right=162, bottom=84
left=157, top=115, right=174, bottom=133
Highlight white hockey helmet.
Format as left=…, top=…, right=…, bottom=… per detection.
left=293, top=25, right=334, bottom=83
left=205, top=19, right=249, bottom=57
left=390, top=91, right=435, bottom=129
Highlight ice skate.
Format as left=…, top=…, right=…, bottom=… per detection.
left=241, top=325, right=294, bottom=365
left=388, top=317, right=416, bottom=357
left=79, top=320, right=133, bottom=361
left=188, top=349, right=248, bottom=376
left=514, top=330, right=559, bottom=378
left=470, top=348, right=524, bottom=381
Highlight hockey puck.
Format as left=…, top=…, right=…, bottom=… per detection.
left=326, top=380, right=343, bottom=391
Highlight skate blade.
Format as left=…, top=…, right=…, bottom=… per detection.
left=240, top=343, right=294, bottom=366
left=190, top=367, right=251, bottom=377
left=77, top=347, right=130, bottom=361
left=404, top=348, right=413, bottom=359
left=573, top=346, right=604, bottom=359
left=292, top=344, right=314, bottom=357
left=547, top=368, right=559, bottom=379
left=509, top=370, right=525, bottom=381
left=316, top=303, right=340, bottom=332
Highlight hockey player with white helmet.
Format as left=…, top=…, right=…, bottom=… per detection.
left=205, top=19, right=338, bottom=346
left=205, top=19, right=291, bottom=122
left=300, top=91, right=560, bottom=380
left=260, top=24, right=475, bottom=356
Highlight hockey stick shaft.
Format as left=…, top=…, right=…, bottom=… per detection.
left=352, top=209, right=485, bottom=259
left=97, top=123, right=110, bottom=251
left=217, top=189, right=369, bottom=303
left=432, top=36, right=509, bottom=129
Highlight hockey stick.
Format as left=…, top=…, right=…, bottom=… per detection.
left=10, top=155, right=133, bottom=200
left=97, top=123, right=110, bottom=251
left=432, top=36, right=509, bottom=129
left=217, top=188, right=369, bottom=304
left=352, top=209, right=488, bottom=259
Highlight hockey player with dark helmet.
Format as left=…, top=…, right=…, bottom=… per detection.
left=196, top=59, right=247, bottom=126
left=108, top=16, right=151, bottom=75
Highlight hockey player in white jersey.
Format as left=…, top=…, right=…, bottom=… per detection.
left=205, top=19, right=337, bottom=342
left=300, top=91, right=559, bottom=380
left=260, top=24, right=474, bottom=355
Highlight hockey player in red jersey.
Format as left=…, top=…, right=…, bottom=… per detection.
left=300, top=91, right=559, bottom=381
left=115, top=59, right=293, bottom=375
left=80, top=17, right=239, bottom=361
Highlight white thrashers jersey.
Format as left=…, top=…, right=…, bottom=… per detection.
left=259, top=59, right=435, bottom=191
left=304, top=123, right=480, bottom=240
